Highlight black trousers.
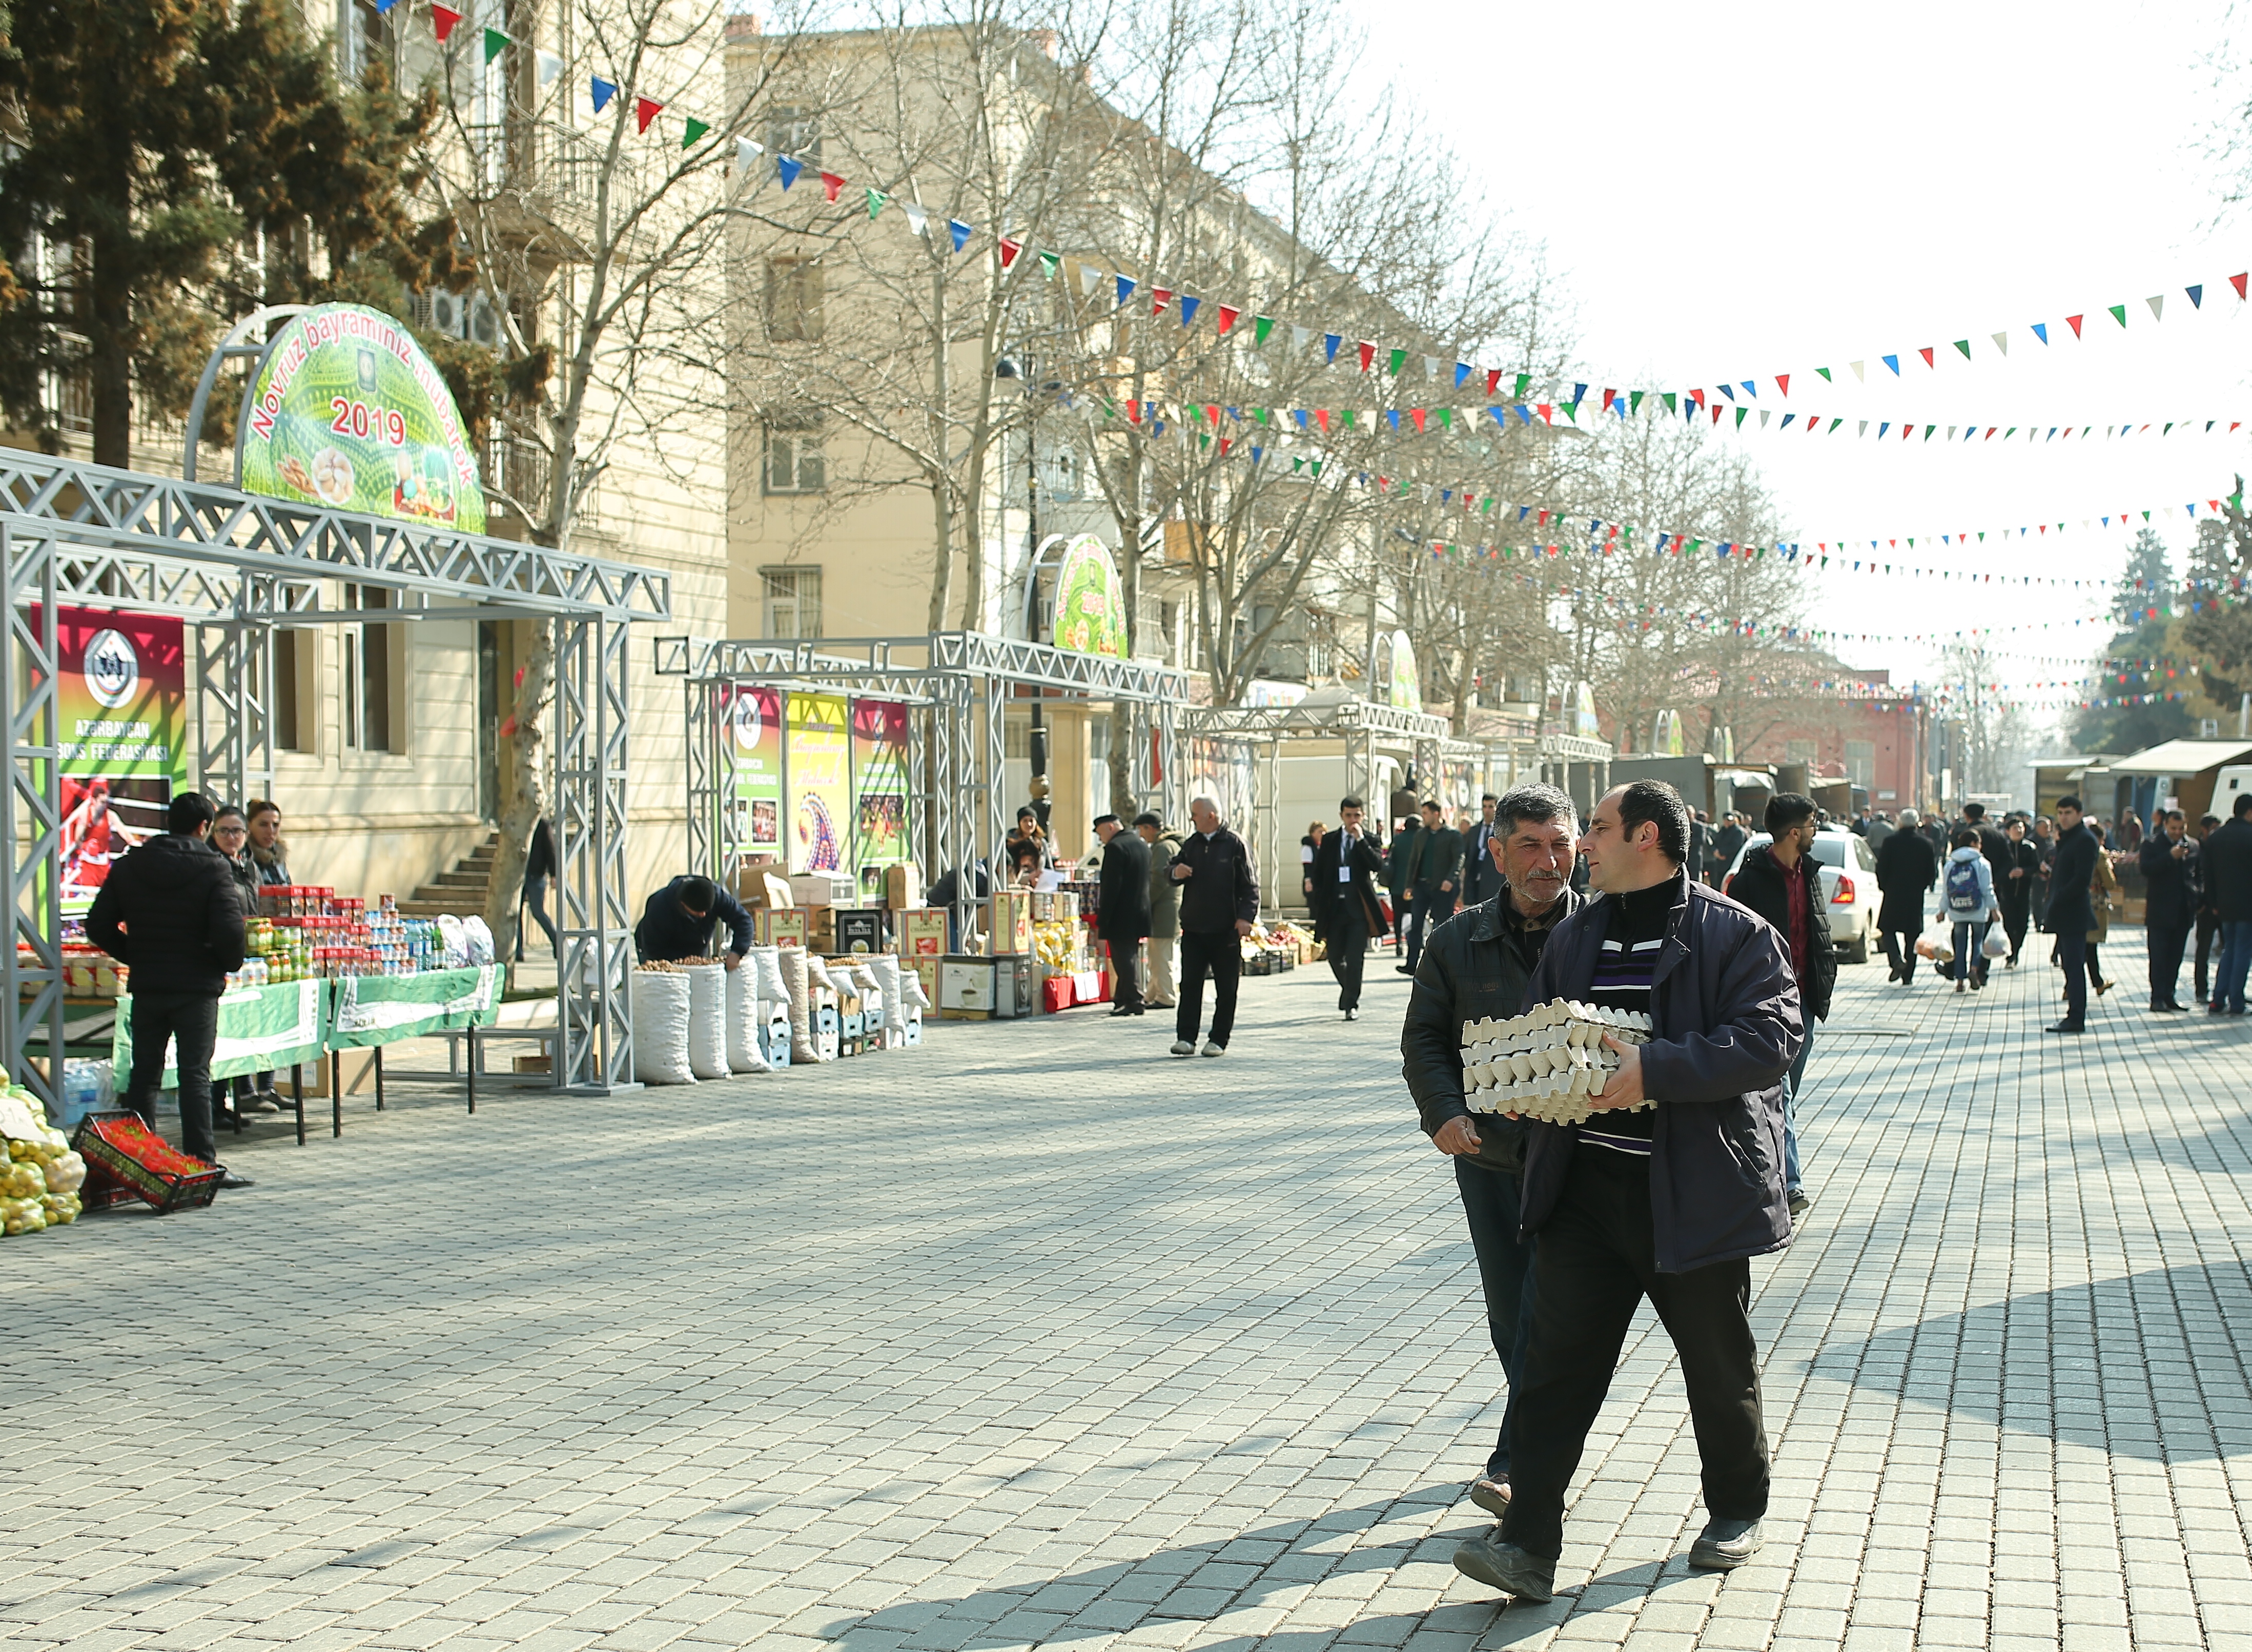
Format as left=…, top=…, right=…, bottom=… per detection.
left=2056, top=929, right=2089, bottom=1024
left=1501, top=1148, right=1770, bottom=1560
left=2001, top=903, right=2030, bottom=962
left=1176, top=930, right=1241, bottom=1047
left=1326, top=913, right=1368, bottom=1010
left=1108, top=939, right=1143, bottom=1008
left=1880, top=928, right=1919, bottom=983
left=1457, top=1157, right=1537, bottom=1479
left=2196, top=910, right=2221, bottom=1001
left=125, top=990, right=223, bottom=1166
left=2148, top=921, right=2188, bottom=1006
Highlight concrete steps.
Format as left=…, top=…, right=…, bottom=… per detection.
left=396, top=833, right=498, bottom=918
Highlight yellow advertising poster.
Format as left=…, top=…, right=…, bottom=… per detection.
left=785, top=692, right=851, bottom=874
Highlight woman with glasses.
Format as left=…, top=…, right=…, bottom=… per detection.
left=212, top=806, right=283, bottom=1117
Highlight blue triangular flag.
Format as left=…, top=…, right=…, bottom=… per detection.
left=1250, top=446, right=1263, bottom=464
left=947, top=219, right=970, bottom=252
left=2187, top=283, right=2204, bottom=309
left=1293, top=409, right=1308, bottom=429
left=591, top=76, right=617, bottom=112
left=1489, top=407, right=1507, bottom=426
left=1882, top=354, right=1899, bottom=374
left=777, top=155, right=803, bottom=189
left=1571, top=382, right=1587, bottom=405
left=1386, top=410, right=1400, bottom=430
left=1742, top=380, right=1756, bottom=398
left=2032, top=322, right=2049, bottom=343
left=1455, top=361, right=1471, bottom=386
left=1116, top=275, right=1135, bottom=307
left=1515, top=404, right=1532, bottom=424
left=1718, top=384, right=1735, bottom=401
left=1323, top=333, right=1341, bottom=363
left=373, top=0, right=398, bottom=11
left=1178, top=295, right=1200, bottom=326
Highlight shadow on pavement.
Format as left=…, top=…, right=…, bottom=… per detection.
left=1807, top=1262, right=2252, bottom=1462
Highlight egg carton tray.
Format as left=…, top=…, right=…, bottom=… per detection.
left=1460, top=1000, right=1656, bottom=1126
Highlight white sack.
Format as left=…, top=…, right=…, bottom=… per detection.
left=630, top=970, right=697, bottom=1085
left=726, top=966, right=772, bottom=1073
left=683, top=963, right=731, bottom=1080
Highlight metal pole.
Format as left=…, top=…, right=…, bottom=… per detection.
left=1, top=525, right=64, bottom=1103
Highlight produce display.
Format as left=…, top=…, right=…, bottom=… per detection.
left=1460, top=999, right=1655, bottom=1125
left=0, top=1085, right=86, bottom=1235
left=1031, top=919, right=1084, bottom=972
left=244, top=889, right=484, bottom=983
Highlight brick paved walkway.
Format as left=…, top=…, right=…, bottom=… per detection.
left=4, top=931, right=2249, bottom=1652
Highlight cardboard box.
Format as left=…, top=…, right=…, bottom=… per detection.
left=894, top=908, right=947, bottom=958
left=833, top=909, right=886, bottom=954
left=990, top=891, right=1034, bottom=955
left=736, top=867, right=794, bottom=909
left=788, top=872, right=857, bottom=908
left=905, top=957, right=939, bottom=1005
left=761, top=1008, right=792, bottom=1068
left=753, top=908, right=808, bottom=949
left=939, top=954, right=997, bottom=1017
left=990, top=954, right=1032, bottom=1019
left=882, top=863, right=923, bottom=909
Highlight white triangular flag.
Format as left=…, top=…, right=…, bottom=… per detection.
left=536, top=49, right=565, bottom=85
left=902, top=202, right=928, bottom=237
left=1850, top=360, right=1865, bottom=382
left=1991, top=331, right=2008, bottom=355
left=1759, top=410, right=1770, bottom=427
left=733, top=136, right=764, bottom=175
left=2147, top=294, right=2164, bottom=321
left=1078, top=264, right=1100, bottom=298
left=1424, top=355, right=1440, bottom=380
left=1291, top=325, right=1309, bottom=354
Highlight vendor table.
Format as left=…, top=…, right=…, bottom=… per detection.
left=327, top=966, right=501, bottom=1125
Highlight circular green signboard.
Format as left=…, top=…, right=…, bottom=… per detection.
left=236, top=304, right=487, bottom=533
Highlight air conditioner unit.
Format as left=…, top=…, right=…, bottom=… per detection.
left=467, top=291, right=502, bottom=348
left=424, top=290, right=469, bottom=338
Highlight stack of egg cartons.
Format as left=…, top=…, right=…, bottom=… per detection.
left=1460, top=1000, right=1656, bottom=1126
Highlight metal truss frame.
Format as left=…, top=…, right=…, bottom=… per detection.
left=3, top=453, right=669, bottom=1104
left=659, top=631, right=1187, bottom=931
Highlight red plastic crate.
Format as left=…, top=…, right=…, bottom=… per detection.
left=71, top=1112, right=225, bottom=1214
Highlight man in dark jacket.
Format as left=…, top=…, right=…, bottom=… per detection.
left=1708, top=813, right=1747, bottom=886
left=86, top=791, right=252, bottom=1183
left=2045, top=797, right=2099, bottom=1032
left=1452, top=780, right=1797, bottom=1603
left=1722, top=795, right=1833, bottom=1218
left=1401, top=783, right=1580, bottom=1520
left=2204, top=791, right=2252, bottom=1014
left=1993, top=816, right=2041, bottom=967
left=1459, top=794, right=1502, bottom=908
left=1400, top=800, right=1464, bottom=975
left=1168, top=796, right=1258, bottom=1056
left=1384, top=813, right=1421, bottom=953
left=1875, top=808, right=1940, bottom=983
left=633, top=875, right=753, bottom=966
left=1095, top=815, right=1151, bottom=1016
left=2194, top=813, right=2223, bottom=1003
left=1136, top=815, right=1183, bottom=1009
left=2139, top=810, right=2196, bottom=1012
left=1309, top=796, right=1386, bottom=1018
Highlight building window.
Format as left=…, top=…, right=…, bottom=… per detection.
left=762, top=567, right=823, bottom=639
left=273, top=629, right=313, bottom=753
left=342, top=586, right=400, bottom=752
left=1786, top=739, right=1818, bottom=766
left=764, top=106, right=820, bottom=164
left=763, top=421, right=825, bottom=494
left=1845, top=740, right=1875, bottom=790
left=763, top=257, right=823, bottom=341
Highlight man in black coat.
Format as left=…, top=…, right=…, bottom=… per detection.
left=1384, top=813, right=1421, bottom=952
left=1874, top=808, right=1940, bottom=983
left=1993, top=817, right=2041, bottom=967
left=1308, top=796, right=1386, bottom=1018
left=86, top=791, right=251, bottom=1183
left=2204, top=791, right=2252, bottom=1014
left=1708, top=812, right=1747, bottom=886
left=1451, top=780, right=1797, bottom=1602
left=1459, top=794, right=1502, bottom=908
left=1401, top=799, right=1464, bottom=975
left=2139, top=809, right=2196, bottom=1012
left=1721, top=794, right=1833, bottom=1218
left=1094, top=814, right=1151, bottom=1016
left=2194, top=812, right=2223, bottom=1003
left=2044, top=796, right=2099, bottom=1032
left=633, top=874, right=753, bottom=967
left=1401, top=783, right=1581, bottom=1520
left=1168, top=796, right=1259, bottom=1056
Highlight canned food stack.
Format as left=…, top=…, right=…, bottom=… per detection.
left=244, top=888, right=466, bottom=980
left=1459, top=999, right=1656, bottom=1126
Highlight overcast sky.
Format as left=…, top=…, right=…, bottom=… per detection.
left=1358, top=0, right=2250, bottom=716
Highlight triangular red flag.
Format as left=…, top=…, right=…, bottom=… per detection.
left=2235, top=273, right=2250, bottom=300
left=432, top=4, right=462, bottom=39
left=820, top=172, right=845, bottom=202
left=1315, top=409, right=1329, bottom=432
left=1918, top=346, right=1935, bottom=368
left=1150, top=288, right=1171, bottom=316
left=1690, top=387, right=1705, bottom=407
left=1204, top=404, right=1220, bottom=426
left=1537, top=404, right=1552, bottom=423
left=1357, top=341, right=1376, bottom=373
left=1219, top=437, right=1232, bottom=457
left=2065, top=313, right=2084, bottom=337
left=1410, top=408, right=1426, bottom=433
left=1126, top=400, right=1141, bottom=424
left=1215, top=304, right=1239, bottom=336
left=997, top=236, right=1022, bottom=269
left=1602, top=388, right=1615, bottom=410
left=1485, top=369, right=1503, bottom=397
left=634, top=96, right=662, bottom=132
left=1775, top=374, right=1789, bottom=397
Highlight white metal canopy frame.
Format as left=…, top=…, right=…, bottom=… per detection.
left=653, top=633, right=1191, bottom=926
left=1, top=451, right=671, bottom=1102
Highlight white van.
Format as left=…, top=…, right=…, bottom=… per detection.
left=2214, top=766, right=2252, bottom=819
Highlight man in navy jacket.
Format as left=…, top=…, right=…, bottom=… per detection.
left=1452, top=780, right=1799, bottom=1603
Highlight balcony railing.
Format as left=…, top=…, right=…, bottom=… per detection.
left=459, top=120, right=657, bottom=257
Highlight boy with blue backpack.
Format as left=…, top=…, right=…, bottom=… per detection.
left=1942, top=828, right=2001, bottom=992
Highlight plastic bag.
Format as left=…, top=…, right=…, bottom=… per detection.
left=1981, top=928, right=2009, bottom=960
left=461, top=916, right=497, bottom=967
left=682, top=962, right=731, bottom=1080
left=725, top=964, right=772, bottom=1074
left=629, top=970, right=698, bottom=1085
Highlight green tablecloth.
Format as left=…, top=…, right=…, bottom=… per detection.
left=111, top=977, right=330, bottom=1086
left=328, top=966, right=501, bottom=1048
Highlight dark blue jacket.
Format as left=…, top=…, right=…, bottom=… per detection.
left=1518, top=867, right=1800, bottom=1273
left=2138, top=834, right=2198, bottom=930
left=2044, top=822, right=2098, bottom=935
left=633, top=876, right=753, bottom=962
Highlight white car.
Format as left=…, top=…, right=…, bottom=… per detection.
left=1720, top=827, right=1879, bottom=964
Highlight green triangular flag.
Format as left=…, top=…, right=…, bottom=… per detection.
left=1340, top=410, right=1355, bottom=429
left=1436, top=408, right=1452, bottom=429
left=1481, top=496, right=1493, bottom=513
left=1388, top=348, right=1406, bottom=376
left=2108, top=303, right=2127, bottom=327
left=1559, top=400, right=1578, bottom=423
left=1254, top=407, right=1270, bottom=425
left=1662, top=392, right=1677, bottom=413
left=1292, top=456, right=1304, bottom=473
left=866, top=189, right=886, bottom=220
left=1815, top=366, right=1832, bottom=382
left=1953, top=339, right=1971, bottom=359
left=1037, top=251, right=1059, bottom=279
left=2230, top=491, right=2244, bottom=513
left=682, top=117, right=710, bottom=148
left=1735, top=407, right=1747, bottom=428
left=1309, top=461, right=1322, bottom=478
left=1629, top=391, right=1644, bottom=414
left=1513, top=372, right=1531, bottom=399
left=1828, top=418, right=1842, bottom=432
left=483, top=27, right=509, bottom=63
left=1254, top=316, right=1274, bottom=346
left=1199, top=434, right=1211, bottom=451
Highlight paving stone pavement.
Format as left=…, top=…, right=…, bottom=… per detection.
left=5, top=929, right=2251, bottom=1652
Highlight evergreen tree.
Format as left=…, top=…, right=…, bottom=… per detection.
left=2183, top=484, right=2252, bottom=718
left=2109, top=526, right=2173, bottom=627
left=0, top=0, right=445, bottom=466
left=2074, top=527, right=2194, bottom=754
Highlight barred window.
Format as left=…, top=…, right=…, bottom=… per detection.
left=762, top=567, right=823, bottom=639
